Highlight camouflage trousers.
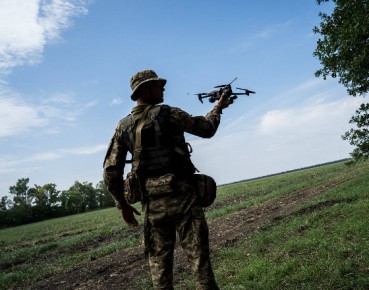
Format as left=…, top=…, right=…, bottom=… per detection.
left=143, top=178, right=219, bottom=290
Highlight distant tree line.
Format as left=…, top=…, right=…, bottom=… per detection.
left=220, top=159, right=351, bottom=188
left=0, top=178, right=115, bottom=228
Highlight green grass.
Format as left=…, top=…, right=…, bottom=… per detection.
left=214, top=162, right=369, bottom=289
left=0, top=205, right=144, bottom=289
left=207, top=160, right=361, bottom=219
left=1, top=161, right=368, bottom=289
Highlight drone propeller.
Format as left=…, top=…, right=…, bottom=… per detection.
left=214, top=77, right=238, bottom=88
left=236, top=88, right=256, bottom=96
left=214, top=84, right=227, bottom=88
left=195, top=93, right=209, bottom=103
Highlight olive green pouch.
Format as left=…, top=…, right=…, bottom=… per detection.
left=145, top=173, right=176, bottom=197
left=194, top=174, right=216, bottom=207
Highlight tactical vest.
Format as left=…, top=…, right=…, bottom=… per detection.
left=120, top=105, right=196, bottom=178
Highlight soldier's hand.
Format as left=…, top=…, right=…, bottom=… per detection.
left=120, top=204, right=141, bottom=227
left=217, top=93, right=231, bottom=109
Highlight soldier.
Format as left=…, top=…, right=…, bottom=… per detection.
left=103, top=70, right=231, bottom=289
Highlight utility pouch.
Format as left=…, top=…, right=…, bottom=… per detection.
left=145, top=173, right=176, bottom=197
left=194, top=174, right=216, bottom=207
left=124, top=172, right=142, bottom=204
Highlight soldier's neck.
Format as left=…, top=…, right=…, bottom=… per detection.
left=136, top=97, right=160, bottom=106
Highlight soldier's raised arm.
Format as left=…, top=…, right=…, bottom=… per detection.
left=169, top=93, right=231, bottom=138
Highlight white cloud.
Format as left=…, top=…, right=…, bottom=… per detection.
left=258, top=98, right=362, bottom=137
left=40, top=93, right=98, bottom=122
left=267, top=78, right=333, bottom=107
left=0, top=1, right=94, bottom=138
left=0, top=83, right=97, bottom=137
left=59, top=145, right=107, bottom=155
left=39, top=0, right=89, bottom=40
left=0, top=84, right=47, bottom=137
left=0, top=98, right=47, bottom=137
left=230, top=20, right=293, bottom=53
left=0, top=1, right=43, bottom=70
left=256, top=20, right=292, bottom=39
left=0, top=0, right=92, bottom=73
left=0, top=144, right=106, bottom=174
left=42, top=91, right=76, bottom=105
left=292, top=78, right=324, bottom=93
left=111, top=98, right=124, bottom=106
left=218, top=78, right=342, bottom=135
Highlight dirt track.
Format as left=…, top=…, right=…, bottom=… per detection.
left=32, top=177, right=351, bottom=289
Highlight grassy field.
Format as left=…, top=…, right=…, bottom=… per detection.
left=1, top=160, right=368, bottom=289
left=214, top=162, right=369, bottom=289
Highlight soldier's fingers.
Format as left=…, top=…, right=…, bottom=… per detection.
left=128, top=216, right=139, bottom=227
left=132, top=207, right=141, bottom=215
left=122, top=213, right=138, bottom=227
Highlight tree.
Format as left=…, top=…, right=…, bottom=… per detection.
left=314, top=0, right=369, bottom=162
left=61, top=181, right=99, bottom=214
left=3, top=178, right=112, bottom=227
left=28, top=183, right=61, bottom=220
left=61, top=186, right=84, bottom=214
left=313, top=0, right=369, bottom=96
left=342, top=103, right=369, bottom=160
left=77, top=181, right=99, bottom=211
left=9, top=178, right=32, bottom=208
left=28, top=183, right=60, bottom=208
left=8, top=178, right=33, bottom=224
left=0, top=196, right=11, bottom=227
left=0, top=196, right=11, bottom=211
left=95, top=181, right=115, bottom=208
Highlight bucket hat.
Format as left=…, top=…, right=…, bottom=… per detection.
left=130, top=70, right=167, bottom=100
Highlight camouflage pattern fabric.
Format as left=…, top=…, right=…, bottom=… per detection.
left=103, top=103, right=223, bottom=289
left=145, top=178, right=219, bottom=290
left=103, top=104, right=222, bottom=208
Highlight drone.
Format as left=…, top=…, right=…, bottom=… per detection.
left=194, top=77, right=255, bottom=104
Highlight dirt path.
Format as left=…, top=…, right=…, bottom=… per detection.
left=32, top=177, right=350, bottom=290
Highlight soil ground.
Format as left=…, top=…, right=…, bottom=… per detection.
left=32, top=177, right=350, bottom=290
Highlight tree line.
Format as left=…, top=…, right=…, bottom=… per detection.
left=0, top=178, right=115, bottom=228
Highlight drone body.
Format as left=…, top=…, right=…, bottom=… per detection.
left=195, top=78, right=255, bottom=104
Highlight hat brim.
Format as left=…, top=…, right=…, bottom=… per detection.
left=131, top=78, right=167, bottom=100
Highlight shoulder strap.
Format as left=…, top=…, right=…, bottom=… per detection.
left=132, top=105, right=154, bottom=171
left=135, top=106, right=154, bottom=148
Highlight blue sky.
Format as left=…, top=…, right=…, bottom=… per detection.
left=0, top=0, right=364, bottom=197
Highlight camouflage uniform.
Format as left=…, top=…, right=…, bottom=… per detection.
left=103, top=72, right=222, bottom=290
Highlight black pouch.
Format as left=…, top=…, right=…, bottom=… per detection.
left=145, top=173, right=176, bottom=197
left=124, top=172, right=142, bottom=204
left=193, top=174, right=216, bottom=207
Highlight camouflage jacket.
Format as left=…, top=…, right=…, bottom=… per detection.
left=103, top=104, right=222, bottom=207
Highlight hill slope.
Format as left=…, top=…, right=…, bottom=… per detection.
left=1, top=161, right=368, bottom=289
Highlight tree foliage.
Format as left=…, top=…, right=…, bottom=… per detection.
left=342, top=103, right=369, bottom=161
left=9, top=178, right=31, bottom=208
left=1, top=178, right=115, bottom=228
left=313, top=0, right=369, bottom=96
left=314, top=0, right=369, bottom=162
